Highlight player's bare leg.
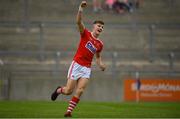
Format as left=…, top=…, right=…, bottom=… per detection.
left=64, top=78, right=89, bottom=117
left=51, top=79, right=77, bottom=101
left=74, top=78, right=89, bottom=98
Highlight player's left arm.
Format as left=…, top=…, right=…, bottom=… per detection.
left=95, top=52, right=106, bottom=71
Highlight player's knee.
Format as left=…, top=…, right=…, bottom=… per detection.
left=76, top=88, right=85, bottom=95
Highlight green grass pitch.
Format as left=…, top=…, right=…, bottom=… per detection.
left=0, top=101, right=180, bottom=118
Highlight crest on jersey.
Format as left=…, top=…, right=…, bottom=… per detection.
left=85, top=41, right=97, bottom=54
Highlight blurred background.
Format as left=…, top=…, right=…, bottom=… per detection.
left=0, top=0, right=180, bottom=102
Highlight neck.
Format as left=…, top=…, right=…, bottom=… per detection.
left=92, top=32, right=99, bottom=38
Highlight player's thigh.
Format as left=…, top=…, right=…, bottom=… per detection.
left=66, top=78, right=77, bottom=91
left=76, top=78, right=89, bottom=90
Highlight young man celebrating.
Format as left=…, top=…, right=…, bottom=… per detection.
left=51, top=1, right=106, bottom=117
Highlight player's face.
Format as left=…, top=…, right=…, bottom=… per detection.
left=93, top=23, right=104, bottom=36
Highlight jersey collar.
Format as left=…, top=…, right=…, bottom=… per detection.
left=91, top=32, right=100, bottom=40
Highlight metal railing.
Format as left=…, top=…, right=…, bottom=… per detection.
left=0, top=21, right=180, bottom=70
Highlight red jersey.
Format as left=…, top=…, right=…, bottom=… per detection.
left=73, top=29, right=103, bottom=68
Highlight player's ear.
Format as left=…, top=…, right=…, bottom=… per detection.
left=94, top=24, right=98, bottom=28
left=92, top=24, right=95, bottom=29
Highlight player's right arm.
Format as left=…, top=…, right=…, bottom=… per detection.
left=76, top=1, right=87, bottom=34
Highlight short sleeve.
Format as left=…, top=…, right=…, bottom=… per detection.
left=80, top=28, right=89, bottom=38
left=97, top=42, right=103, bottom=53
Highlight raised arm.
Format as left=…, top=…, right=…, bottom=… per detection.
left=76, top=1, right=87, bottom=34
left=96, top=52, right=106, bottom=71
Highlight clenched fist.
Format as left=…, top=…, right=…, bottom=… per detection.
left=80, top=1, right=87, bottom=8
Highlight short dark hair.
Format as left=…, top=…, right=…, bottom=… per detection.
left=93, top=20, right=104, bottom=25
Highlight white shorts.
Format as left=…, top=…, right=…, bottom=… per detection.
left=67, top=61, right=91, bottom=80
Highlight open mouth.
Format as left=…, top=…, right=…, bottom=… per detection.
left=97, top=29, right=102, bottom=33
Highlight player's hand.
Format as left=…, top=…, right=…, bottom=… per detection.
left=100, top=64, right=106, bottom=71
left=80, top=1, right=87, bottom=8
